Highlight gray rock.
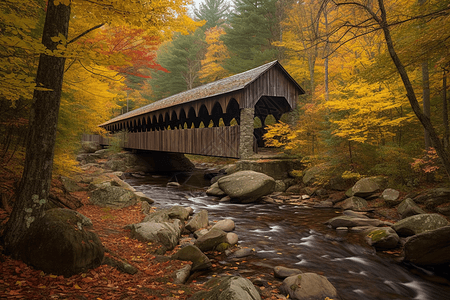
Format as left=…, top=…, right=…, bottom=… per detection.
left=365, top=227, right=400, bottom=250
left=343, top=210, right=369, bottom=218
left=274, top=266, right=302, bottom=279
left=81, top=141, right=101, bottom=153
left=226, top=232, right=239, bottom=245
left=218, top=171, right=275, bottom=203
left=130, top=220, right=181, bottom=251
left=397, top=198, right=426, bottom=219
left=142, top=209, right=170, bottom=223
left=194, top=228, right=209, bottom=239
left=141, top=201, right=152, bottom=215
left=16, top=208, right=104, bottom=277
left=212, top=219, right=235, bottom=232
left=206, top=182, right=226, bottom=197
left=232, top=248, right=256, bottom=258
left=134, top=192, right=154, bottom=204
left=89, top=186, right=137, bottom=208
left=326, top=215, right=382, bottom=228
left=194, top=228, right=228, bottom=252
left=414, top=188, right=450, bottom=209
left=436, top=206, right=450, bottom=216
left=186, top=209, right=209, bottom=232
left=173, top=264, right=192, bottom=284
left=280, top=273, right=338, bottom=300
left=189, top=276, right=261, bottom=300
left=60, top=176, right=84, bottom=192
left=172, top=245, right=212, bottom=272
left=382, top=188, right=400, bottom=201
left=403, top=226, right=450, bottom=266
left=219, top=196, right=232, bottom=202
left=352, top=177, right=380, bottom=198
left=392, top=213, right=449, bottom=237
left=274, top=180, right=287, bottom=192
left=341, top=196, right=369, bottom=211
left=168, top=205, right=190, bottom=221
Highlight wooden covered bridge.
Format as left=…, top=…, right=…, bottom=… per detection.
left=92, top=61, right=304, bottom=159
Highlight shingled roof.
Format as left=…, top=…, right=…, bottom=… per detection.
left=100, top=60, right=302, bottom=126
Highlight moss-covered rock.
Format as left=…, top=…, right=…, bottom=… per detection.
left=17, top=208, right=104, bottom=277
left=189, top=276, right=261, bottom=300
left=365, top=227, right=400, bottom=250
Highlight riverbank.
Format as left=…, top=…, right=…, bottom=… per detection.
left=1, top=148, right=450, bottom=299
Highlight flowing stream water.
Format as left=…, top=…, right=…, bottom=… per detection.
left=125, top=171, right=450, bottom=300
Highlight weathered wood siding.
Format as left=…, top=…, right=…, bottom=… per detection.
left=243, top=66, right=299, bottom=108
left=83, top=126, right=240, bottom=158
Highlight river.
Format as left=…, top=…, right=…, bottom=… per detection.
left=125, top=171, right=450, bottom=300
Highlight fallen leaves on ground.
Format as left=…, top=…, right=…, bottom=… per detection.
left=0, top=202, right=205, bottom=299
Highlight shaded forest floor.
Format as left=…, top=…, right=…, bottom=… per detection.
left=0, top=189, right=285, bottom=299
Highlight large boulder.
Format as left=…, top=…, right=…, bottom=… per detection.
left=341, top=196, right=369, bottom=211
left=194, top=228, right=228, bottom=252
left=218, top=171, right=275, bottom=203
left=365, top=227, right=400, bottom=250
left=185, top=209, right=209, bottom=232
left=17, top=208, right=104, bottom=277
left=403, top=226, right=450, bottom=266
left=130, top=220, right=181, bottom=251
left=171, top=245, right=212, bottom=272
left=397, top=198, right=426, bottom=219
left=189, top=276, right=261, bottom=300
left=392, top=214, right=449, bottom=237
left=413, top=188, right=450, bottom=210
left=351, top=177, right=380, bottom=198
left=89, top=185, right=137, bottom=208
left=280, top=273, right=338, bottom=300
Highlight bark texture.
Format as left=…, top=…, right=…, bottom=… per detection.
left=4, top=0, right=71, bottom=255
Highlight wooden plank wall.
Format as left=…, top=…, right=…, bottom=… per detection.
left=83, top=127, right=240, bottom=158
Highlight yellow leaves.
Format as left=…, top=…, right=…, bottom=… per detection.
left=199, top=26, right=230, bottom=83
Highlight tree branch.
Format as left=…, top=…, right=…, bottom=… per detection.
left=68, top=23, right=104, bottom=45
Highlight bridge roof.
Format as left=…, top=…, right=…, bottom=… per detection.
left=100, top=60, right=303, bottom=126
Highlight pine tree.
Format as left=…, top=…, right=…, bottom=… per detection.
left=194, top=0, right=230, bottom=29
left=221, top=0, right=279, bottom=74
left=150, top=31, right=206, bottom=100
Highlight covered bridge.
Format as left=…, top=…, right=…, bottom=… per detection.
left=97, top=60, right=304, bottom=159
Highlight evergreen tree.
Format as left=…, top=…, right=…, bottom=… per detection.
left=150, top=31, right=206, bottom=100
left=194, top=0, right=230, bottom=29
left=221, top=0, right=279, bottom=74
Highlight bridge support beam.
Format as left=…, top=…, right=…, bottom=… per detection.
left=239, top=107, right=255, bottom=159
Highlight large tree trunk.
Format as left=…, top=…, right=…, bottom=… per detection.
left=377, top=0, right=450, bottom=179
left=4, top=0, right=71, bottom=256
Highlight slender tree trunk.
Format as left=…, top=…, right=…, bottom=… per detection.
left=422, top=61, right=431, bottom=148
left=377, top=0, right=450, bottom=179
left=4, top=0, right=71, bottom=256
left=443, top=68, right=449, bottom=149
left=323, top=5, right=330, bottom=101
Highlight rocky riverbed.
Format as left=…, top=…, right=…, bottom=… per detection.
left=41, top=145, right=450, bottom=299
